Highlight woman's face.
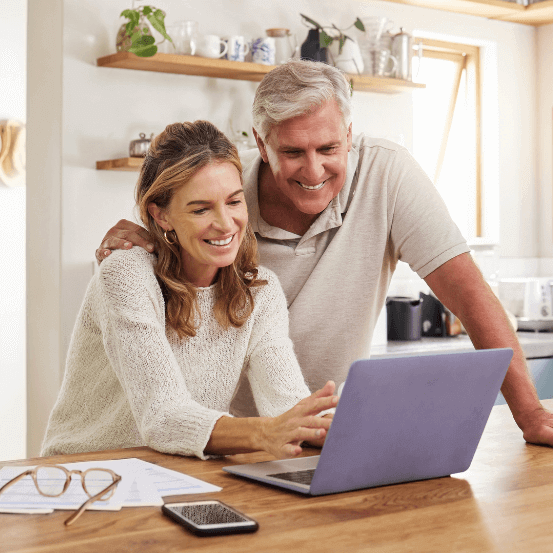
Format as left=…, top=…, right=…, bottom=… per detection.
left=149, top=161, right=248, bottom=287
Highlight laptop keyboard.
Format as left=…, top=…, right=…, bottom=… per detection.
left=267, top=469, right=315, bottom=486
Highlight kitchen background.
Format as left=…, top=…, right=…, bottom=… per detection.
left=2, top=0, right=553, bottom=460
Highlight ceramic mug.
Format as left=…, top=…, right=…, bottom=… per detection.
left=329, top=38, right=364, bottom=74
left=251, top=37, right=275, bottom=65
left=225, top=35, right=249, bottom=62
left=265, top=28, right=298, bottom=64
left=196, top=35, right=228, bottom=59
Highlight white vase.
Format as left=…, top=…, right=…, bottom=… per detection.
left=329, top=38, right=364, bottom=74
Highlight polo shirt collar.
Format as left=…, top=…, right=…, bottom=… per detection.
left=242, top=142, right=360, bottom=241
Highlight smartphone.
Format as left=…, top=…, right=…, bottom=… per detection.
left=162, top=500, right=259, bottom=536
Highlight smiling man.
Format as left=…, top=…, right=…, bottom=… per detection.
left=97, top=60, right=553, bottom=446
left=254, top=98, right=351, bottom=235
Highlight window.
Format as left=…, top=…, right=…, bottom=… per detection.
left=412, top=38, right=482, bottom=239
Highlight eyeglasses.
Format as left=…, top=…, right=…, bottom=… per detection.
left=0, top=465, right=122, bottom=526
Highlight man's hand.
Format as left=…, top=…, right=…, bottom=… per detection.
left=518, top=407, right=553, bottom=447
left=425, top=252, right=553, bottom=447
left=95, top=219, right=155, bottom=264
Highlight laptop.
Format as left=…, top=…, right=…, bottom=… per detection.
left=223, top=348, right=513, bottom=495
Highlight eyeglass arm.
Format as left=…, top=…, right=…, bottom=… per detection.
left=0, top=470, right=32, bottom=496
left=64, top=476, right=121, bottom=526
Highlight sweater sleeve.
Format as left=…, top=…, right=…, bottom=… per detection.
left=245, top=270, right=314, bottom=417
left=97, top=248, right=228, bottom=459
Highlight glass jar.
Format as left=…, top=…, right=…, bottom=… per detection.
left=116, top=15, right=152, bottom=52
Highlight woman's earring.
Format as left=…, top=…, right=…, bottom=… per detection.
left=163, top=230, right=178, bottom=245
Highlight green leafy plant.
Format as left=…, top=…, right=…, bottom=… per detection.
left=300, top=14, right=365, bottom=54
left=119, top=5, right=172, bottom=57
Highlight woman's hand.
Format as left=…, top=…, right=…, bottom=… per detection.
left=95, top=219, right=155, bottom=264
left=258, top=381, right=338, bottom=459
left=304, top=413, right=334, bottom=449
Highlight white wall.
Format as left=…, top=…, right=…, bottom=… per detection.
left=0, top=0, right=27, bottom=461
left=537, top=23, right=553, bottom=259
left=25, top=0, right=541, bottom=455
left=27, top=0, right=64, bottom=459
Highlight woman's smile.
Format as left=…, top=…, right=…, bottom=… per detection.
left=204, top=234, right=235, bottom=246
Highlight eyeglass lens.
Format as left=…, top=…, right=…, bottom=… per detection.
left=35, top=467, right=116, bottom=500
left=35, top=466, right=67, bottom=496
left=83, top=470, right=116, bottom=499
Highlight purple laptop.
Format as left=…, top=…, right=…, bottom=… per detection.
left=223, top=349, right=513, bottom=495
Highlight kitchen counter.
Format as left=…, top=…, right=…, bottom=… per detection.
left=371, top=331, right=553, bottom=360
left=5, top=402, right=553, bottom=553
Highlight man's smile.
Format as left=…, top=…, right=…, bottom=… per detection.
left=296, top=179, right=328, bottom=191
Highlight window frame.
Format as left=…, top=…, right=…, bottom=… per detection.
left=413, top=38, right=483, bottom=237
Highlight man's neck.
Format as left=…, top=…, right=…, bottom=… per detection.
left=257, top=162, right=319, bottom=236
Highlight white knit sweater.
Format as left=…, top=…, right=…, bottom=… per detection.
left=41, top=247, right=312, bottom=459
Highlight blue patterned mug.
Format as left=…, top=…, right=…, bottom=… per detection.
left=251, top=37, right=275, bottom=65
left=225, top=35, right=250, bottom=62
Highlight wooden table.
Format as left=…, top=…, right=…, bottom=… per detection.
left=2, top=400, right=553, bottom=553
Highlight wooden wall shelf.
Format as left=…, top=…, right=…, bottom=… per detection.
left=96, top=157, right=143, bottom=171
left=96, top=52, right=425, bottom=171
left=96, top=52, right=425, bottom=94
left=97, top=52, right=273, bottom=82
left=382, top=0, right=553, bottom=26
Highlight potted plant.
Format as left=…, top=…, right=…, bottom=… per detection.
left=116, top=5, right=173, bottom=57
left=300, top=14, right=365, bottom=73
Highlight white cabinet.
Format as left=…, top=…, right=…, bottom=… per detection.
left=495, top=357, right=553, bottom=405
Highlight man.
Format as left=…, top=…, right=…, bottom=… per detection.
left=97, top=60, right=553, bottom=446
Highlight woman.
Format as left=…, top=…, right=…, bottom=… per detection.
left=41, top=121, right=336, bottom=460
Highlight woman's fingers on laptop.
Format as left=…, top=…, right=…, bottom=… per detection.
left=280, top=442, right=303, bottom=457
left=261, top=383, right=340, bottom=458
left=293, top=381, right=336, bottom=407
left=264, top=396, right=338, bottom=458
left=297, top=382, right=339, bottom=415
left=273, top=426, right=327, bottom=459
left=95, top=219, right=155, bottom=264
left=310, top=381, right=336, bottom=399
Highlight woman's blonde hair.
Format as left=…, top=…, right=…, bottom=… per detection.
left=136, top=120, right=266, bottom=338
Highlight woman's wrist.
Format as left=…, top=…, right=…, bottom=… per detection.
left=205, top=415, right=266, bottom=456
left=252, top=416, right=270, bottom=453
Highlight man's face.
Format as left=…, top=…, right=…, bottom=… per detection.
left=256, top=99, right=352, bottom=216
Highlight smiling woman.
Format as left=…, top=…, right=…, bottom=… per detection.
left=148, top=164, right=247, bottom=289
left=40, top=121, right=337, bottom=460
left=137, top=123, right=257, bottom=336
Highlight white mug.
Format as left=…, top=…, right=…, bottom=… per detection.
left=329, top=38, right=364, bottom=74
left=251, top=37, right=275, bottom=65
left=225, top=35, right=249, bottom=62
left=196, top=35, right=228, bottom=59
left=265, top=28, right=298, bottom=64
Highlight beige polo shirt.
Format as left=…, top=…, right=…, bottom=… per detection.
left=231, top=134, right=470, bottom=417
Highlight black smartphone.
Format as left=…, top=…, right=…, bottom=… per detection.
left=162, top=500, right=259, bottom=537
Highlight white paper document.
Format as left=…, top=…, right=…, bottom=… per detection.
left=125, top=458, right=221, bottom=496
left=0, top=457, right=221, bottom=515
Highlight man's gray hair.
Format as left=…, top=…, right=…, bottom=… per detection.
left=252, top=60, right=352, bottom=140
